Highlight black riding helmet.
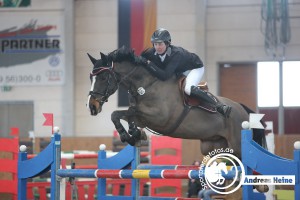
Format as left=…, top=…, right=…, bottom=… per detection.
left=151, top=28, right=171, bottom=45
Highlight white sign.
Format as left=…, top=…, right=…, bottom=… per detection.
left=249, top=113, right=265, bottom=129
left=0, top=12, right=65, bottom=86
left=243, top=175, right=295, bottom=185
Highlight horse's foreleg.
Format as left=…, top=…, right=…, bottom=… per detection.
left=127, top=106, right=147, bottom=142
left=111, top=110, right=136, bottom=146
left=128, top=121, right=147, bottom=147
left=128, top=121, right=140, bottom=138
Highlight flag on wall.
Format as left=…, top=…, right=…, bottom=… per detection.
left=118, top=0, right=157, bottom=106
left=118, top=0, right=156, bottom=54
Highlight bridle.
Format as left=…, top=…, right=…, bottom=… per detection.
left=89, top=66, right=118, bottom=106
left=88, top=63, right=138, bottom=106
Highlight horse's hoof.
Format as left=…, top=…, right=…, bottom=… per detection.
left=127, top=137, right=136, bottom=146
left=140, top=129, right=147, bottom=141
left=119, top=131, right=129, bottom=143
left=120, top=135, right=126, bottom=143
left=131, top=128, right=141, bottom=140
left=120, top=137, right=126, bottom=143
left=134, top=140, right=142, bottom=147
left=255, top=185, right=269, bottom=193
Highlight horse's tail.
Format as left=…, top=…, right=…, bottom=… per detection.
left=240, top=104, right=268, bottom=150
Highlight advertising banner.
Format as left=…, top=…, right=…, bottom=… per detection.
left=0, top=12, right=65, bottom=86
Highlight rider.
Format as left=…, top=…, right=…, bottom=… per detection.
left=140, top=28, right=231, bottom=117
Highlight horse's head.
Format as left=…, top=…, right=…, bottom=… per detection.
left=86, top=52, right=119, bottom=115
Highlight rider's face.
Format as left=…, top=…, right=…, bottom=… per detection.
left=153, top=42, right=167, bottom=55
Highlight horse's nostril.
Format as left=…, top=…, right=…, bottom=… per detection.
left=89, top=104, right=99, bottom=116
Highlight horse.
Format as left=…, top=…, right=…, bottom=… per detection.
left=86, top=46, right=266, bottom=159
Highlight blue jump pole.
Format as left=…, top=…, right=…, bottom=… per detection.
left=96, top=144, right=139, bottom=200
left=294, top=148, right=300, bottom=200
left=18, top=133, right=61, bottom=200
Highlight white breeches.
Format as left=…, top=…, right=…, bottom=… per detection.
left=183, top=67, right=205, bottom=95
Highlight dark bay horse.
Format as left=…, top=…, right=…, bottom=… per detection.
left=86, top=47, right=265, bottom=159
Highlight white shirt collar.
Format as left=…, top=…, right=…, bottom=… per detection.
left=154, top=47, right=171, bottom=62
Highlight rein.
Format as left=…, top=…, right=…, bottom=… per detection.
left=118, top=64, right=139, bottom=84
left=89, top=62, right=139, bottom=106
left=111, top=62, right=158, bottom=98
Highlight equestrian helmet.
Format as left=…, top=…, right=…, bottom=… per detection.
left=151, top=28, right=171, bottom=44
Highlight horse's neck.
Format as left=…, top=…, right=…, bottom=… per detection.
left=114, top=62, right=182, bottom=112
left=114, top=62, right=160, bottom=90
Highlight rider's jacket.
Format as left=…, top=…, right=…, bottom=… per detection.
left=141, top=45, right=203, bottom=81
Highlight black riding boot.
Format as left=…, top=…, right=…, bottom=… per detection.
left=190, top=86, right=232, bottom=118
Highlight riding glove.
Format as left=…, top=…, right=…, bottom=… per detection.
left=134, top=56, right=148, bottom=66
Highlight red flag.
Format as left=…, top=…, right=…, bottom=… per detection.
left=43, top=113, right=53, bottom=126
left=10, top=127, right=19, bottom=136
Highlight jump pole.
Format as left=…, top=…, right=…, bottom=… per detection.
left=17, top=133, right=140, bottom=200
left=18, top=131, right=238, bottom=199
left=97, top=143, right=140, bottom=200
left=20, top=125, right=300, bottom=200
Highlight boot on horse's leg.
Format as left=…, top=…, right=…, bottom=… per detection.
left=128, top=126, right=142, bottom=147
left=118, top=128, right=136, bottom=146
left=128, top=123, right=147, bottom=147
left=190, top=86, right=232, bottom=118
left=128, top=122, right=141, bottom=140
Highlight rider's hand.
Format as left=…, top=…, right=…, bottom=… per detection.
left=135, top=56, right=148, bottom=66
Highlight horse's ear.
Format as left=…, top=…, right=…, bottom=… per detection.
left=87, top=53, right=97, bottom=65
left=100, top=52, right=108, bottom=64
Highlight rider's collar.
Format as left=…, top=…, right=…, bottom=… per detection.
left=154, top=46, right=171, bottom=57
left=165, top=46, right=171, bottom=56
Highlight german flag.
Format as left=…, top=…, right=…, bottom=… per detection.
left=118, top=0, right=157, bottom=106
left=118, top=0, right=156, bottom=54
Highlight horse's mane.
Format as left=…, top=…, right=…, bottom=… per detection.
left=107, top=46, right=148, bottom=66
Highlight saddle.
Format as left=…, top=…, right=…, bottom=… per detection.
left=179, top=77, right=218, bottom=113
